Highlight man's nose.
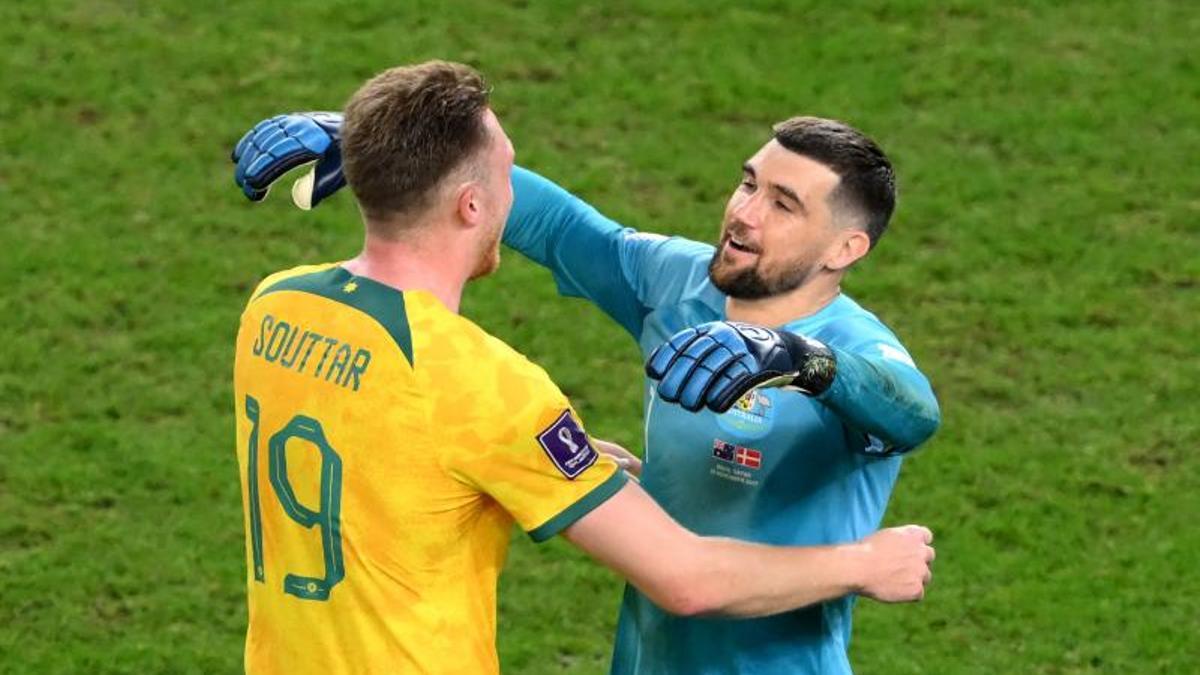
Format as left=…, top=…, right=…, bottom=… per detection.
left=731, top=193, right=765, bottom=228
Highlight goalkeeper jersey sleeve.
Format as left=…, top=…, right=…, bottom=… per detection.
left=503, top=166, right=723, bottom=340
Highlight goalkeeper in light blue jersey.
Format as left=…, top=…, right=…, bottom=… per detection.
left=233, top=112, right=940, bottom=674
left=503, top=119, right=940, bottom=675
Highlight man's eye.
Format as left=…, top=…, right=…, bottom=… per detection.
left=775, top=200, right=792, bottom=212
left=740, top=180, right=755, bottom=190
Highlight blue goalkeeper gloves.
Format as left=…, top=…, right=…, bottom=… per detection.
left=645, top=321, right=837, bottom=414
left=231, top=112, right=346, bottom=209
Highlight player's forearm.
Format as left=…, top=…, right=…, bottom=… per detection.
left=501, top=166, right=647, bottom=334
left=565, top=483, right=859, bottom=617
left=502, top=166, right=565, bottom=265
left=503, top=166, right=620, bottom=266
left=566, top=483, right=932, bottom=617
left=674, top=537, right=865, bottom=618
left=816, top=347, right=941, bottom=453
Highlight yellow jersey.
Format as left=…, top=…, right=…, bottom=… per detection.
left=232, top=263, right=625, bottom=674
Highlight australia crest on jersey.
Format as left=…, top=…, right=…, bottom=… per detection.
left=716, top=388, right=776, bottom=439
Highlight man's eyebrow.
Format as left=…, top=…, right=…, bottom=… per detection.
left=741, top=163, right=807, bottom=213
left=773, top=183, right=805, bottom=213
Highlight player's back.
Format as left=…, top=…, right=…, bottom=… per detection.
left=232, top=263, right=590, bottom=674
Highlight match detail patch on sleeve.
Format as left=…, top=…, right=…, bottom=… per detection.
left=536, top=411, right=598, bottom=479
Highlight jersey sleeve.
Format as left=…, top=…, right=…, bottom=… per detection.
left=441, top=349, right=627, bottom=542
left=503, top=166, right=719, bottom=337
left=809, top=317, right=941, bottom=455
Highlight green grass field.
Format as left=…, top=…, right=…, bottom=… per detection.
left=2, top=0, right=1197, bottom=672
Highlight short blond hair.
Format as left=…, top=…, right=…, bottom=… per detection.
left=341, top=61, right=491, bottom=222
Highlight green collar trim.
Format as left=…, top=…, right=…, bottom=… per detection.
left=259, top=267, right=414, bottom=366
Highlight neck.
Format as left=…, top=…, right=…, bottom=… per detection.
left=342, top=229, right=472, bottom=314
left=724, top=274, right=842, bottom=327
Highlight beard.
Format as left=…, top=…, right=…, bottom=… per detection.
left=708, top=239, right=817, bottom=300
left=469, top=223, right=503, bottom=280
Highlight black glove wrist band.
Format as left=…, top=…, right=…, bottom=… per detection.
left=778, top=331, right=837, bottom=396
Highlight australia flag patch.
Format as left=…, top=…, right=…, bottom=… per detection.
left=713, top=438, right=763, bottom=470
left=537, top=411, right=598, bottom=479
left=712, top=439, right=736, bottom=462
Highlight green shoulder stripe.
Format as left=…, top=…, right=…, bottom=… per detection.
left=258, top=266, right=414, bottom=366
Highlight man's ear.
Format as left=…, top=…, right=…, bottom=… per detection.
left=825, top=229, right=871, bottom=271
left=456, top=182, right=482, bottom=227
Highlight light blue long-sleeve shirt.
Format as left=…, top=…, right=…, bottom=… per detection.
left=504, top=167, right=940, bottom=675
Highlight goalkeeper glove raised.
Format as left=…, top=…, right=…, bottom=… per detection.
left=231, top=112, right=346, bottom=209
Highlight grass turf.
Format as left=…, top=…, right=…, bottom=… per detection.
left=1, top=0, right=1196, bottom=672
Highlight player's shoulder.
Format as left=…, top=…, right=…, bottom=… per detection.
left=827, top=294, right=891, bottom=332
left=245, top=262, right=342, bottom=305
left=621, top=232, right=724, bottom=310
left=409, top=299, right=561, bottom=394
left=793, top=295, right=901, bottom=347
left=410, top=303, right=570, bottom=439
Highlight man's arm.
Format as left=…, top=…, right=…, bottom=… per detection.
left=563, top=481, right=934, bottom=618
left=229, top=116, right=705, bottom=337
left=502, top=167, right=648, bottom=336
left=505, top=167, right=715, bottom=338
left=815, top=346, right=940, bottom=453
left=647, top=321, right=940, bottom=453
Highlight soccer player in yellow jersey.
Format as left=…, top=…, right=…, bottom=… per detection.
left=233, top=61, right=936, bottom=674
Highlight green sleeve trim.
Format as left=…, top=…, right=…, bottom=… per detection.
left=258, top=266, right=414, bottom=366
left=527, top=469, right=628, bottom=543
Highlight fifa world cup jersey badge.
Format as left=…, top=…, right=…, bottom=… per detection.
left=536, top=411, right=599, bottom=479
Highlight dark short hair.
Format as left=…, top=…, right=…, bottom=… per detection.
left=341, top=60, right=491, bottom=224
left=772, top=116, right=896, bottom=248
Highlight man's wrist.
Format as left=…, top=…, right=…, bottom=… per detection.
left=779, top=331, right=837, bottom=395
left=833, top=541, right=871, bottom=596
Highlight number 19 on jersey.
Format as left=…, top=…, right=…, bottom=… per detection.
left=243, top=394, right=345, bottom=601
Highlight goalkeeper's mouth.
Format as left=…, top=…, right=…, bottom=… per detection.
left=723, top=234, right=761, bottom=256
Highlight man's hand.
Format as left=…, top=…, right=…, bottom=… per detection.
left=645, top=321, right=837, bottom=414
left=593, top=438, right=643, bottom=478
left=231, top=112, right=346, bottom=209
left=852, top=525, right=935, bottom=603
